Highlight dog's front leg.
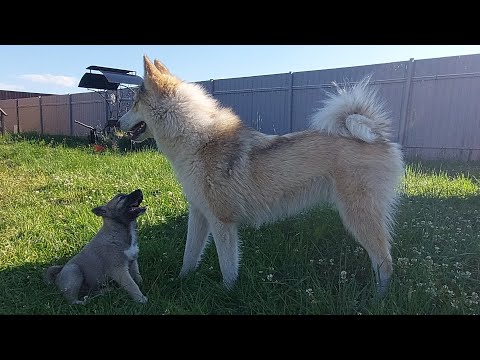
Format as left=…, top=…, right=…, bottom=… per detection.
left=210, top=219, right=240, bottom=289
left=179, top=205, right=210, bottom=278
left=129, top=260, right=143, bottom=285
left=110, top=267, right=147, bottom=303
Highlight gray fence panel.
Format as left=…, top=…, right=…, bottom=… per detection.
left=212, top=73, right=291, bottom=134
left=404, top=148, right=479, bottom=162
left=41, top=95, right=70, bottom=135
left=71, top=92, right=107, bottom=136
left=17, top=97, right=41, bottom=133
left=470, top=150, right=480, bottom=161
left=406, top=76, right=480, bottom=149
left=291, top=83, right=329, bottom=133
left=196, top=81, right=213, bottom=94
left=290, top=61, right=409, bottom=136
left=0, top=99, right=17, bottom=132
left=405, top=57, right=480, bottom=154
left=413, top=53, right=480, bottom=77
left=251, top=89, right=290, bottom=135
left=372, top=81, right=406, bottom=143
left=213, top=76, right=257, bottom=129
left=292, top=61, right=408, bottom=87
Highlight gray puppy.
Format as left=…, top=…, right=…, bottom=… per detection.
left=44, top=189, right=148, bottom=305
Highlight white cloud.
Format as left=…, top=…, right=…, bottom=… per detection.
left=0, top=82, right=25, bottom=91
left=19, top=74, right=77, bottom=87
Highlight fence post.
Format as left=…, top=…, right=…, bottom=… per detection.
left=68, top=94, right=73, bottom=136
left=399, top=58, right=415, bottom=146
left=210, top=79, right=215, bottom=96
left=105, top=93, right=109, bottom=125
left=39, top=96, right=44, bottom=135
left=15, top=99, right=19, bottom=133
left=287, top=72, right=294, bottom=133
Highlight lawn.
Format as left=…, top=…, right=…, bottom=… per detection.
left=0, top=134, right=479, bottom=315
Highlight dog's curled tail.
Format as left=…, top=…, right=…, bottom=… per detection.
left=309, top=76, right=392, bottom=143
left=44, top=265, right=63, bottom=285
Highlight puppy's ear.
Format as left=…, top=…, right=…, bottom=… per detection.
left=92, top=206, right=107, bottom=217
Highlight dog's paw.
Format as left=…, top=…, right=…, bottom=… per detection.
left=222, top=279, right=237, bottom=291
left=71, top=299, right=87, bottom=305
left=135, top=294, right=148, bottom=304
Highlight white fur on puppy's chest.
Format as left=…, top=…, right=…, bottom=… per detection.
left=124, top=222, right=139, bottom=261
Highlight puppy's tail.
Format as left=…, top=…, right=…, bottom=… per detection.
left=44, top=265, right=63, bottom=285
left=309, top=76, right=392, bottom=143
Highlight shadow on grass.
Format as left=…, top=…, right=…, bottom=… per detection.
left=2, top=192, right=478, bottom=315
left=0, top=208, right=371, bottom=315
left=0, top=213, right=240, bottom=315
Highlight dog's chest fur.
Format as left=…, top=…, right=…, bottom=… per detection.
left=124, top=222, right=139, bottom=261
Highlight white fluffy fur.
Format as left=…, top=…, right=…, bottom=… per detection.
left=309, top=77, right=392, bottom=142
left=124, top=222, right=139, bottom=261
left=119, top=60, right=404, bottom=296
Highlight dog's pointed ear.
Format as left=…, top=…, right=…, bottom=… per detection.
left=143, top=54, right=179, bottom=95
left=154, top=59, right=170, bottom=75
left=144, top=55, right=159, bottom=78
left=92, top=206, right=107, bottom=217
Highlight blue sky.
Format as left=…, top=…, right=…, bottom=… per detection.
left=1, top=45, right=480, bottom=95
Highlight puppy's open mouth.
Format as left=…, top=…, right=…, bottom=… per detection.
left=129, top=201, right=146, bottom=215
left=127, top=190, right=147, bottom=216
left=129, top=205, right=147, bottom=216
left=128, top=122, right=147, bottom=140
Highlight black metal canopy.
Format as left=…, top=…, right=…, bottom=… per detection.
left=78, top=66, right=143, bottom=90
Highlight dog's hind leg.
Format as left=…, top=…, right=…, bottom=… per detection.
left=44, top=265, right=63, bottom=285
left=55, top=264, right=87, bottom=305
left=210, top=219, right=240, bottom=289
left=179, top=205, right=211, bottom=278
left=110, top=267, right=148, bottom=303
left=334, top=184, right=394, bottom=297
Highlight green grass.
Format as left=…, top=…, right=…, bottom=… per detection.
left=1, top=133, right=479, bottom=315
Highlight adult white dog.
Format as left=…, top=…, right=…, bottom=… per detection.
left=119, top=56, right=404, bottom=296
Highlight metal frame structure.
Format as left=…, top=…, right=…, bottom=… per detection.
left=78, top=66, right=142, bottom=133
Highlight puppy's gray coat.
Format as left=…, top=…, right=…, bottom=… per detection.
left=44, top=189, right=148, bottom=304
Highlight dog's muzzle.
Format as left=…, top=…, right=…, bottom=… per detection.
left=127, top=189, right=147, bottom=216
left=128, top=122, right=147, bottom=141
